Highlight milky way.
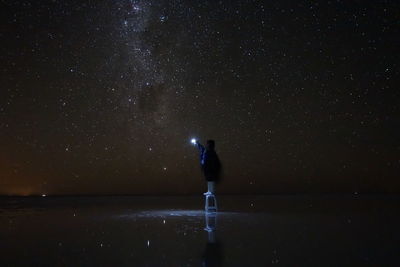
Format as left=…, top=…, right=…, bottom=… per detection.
left=0, top=0, right=399, bottom=195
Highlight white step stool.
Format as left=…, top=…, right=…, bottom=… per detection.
left=204, top=191, right=218, bottom=212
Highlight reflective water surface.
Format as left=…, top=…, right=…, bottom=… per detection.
left=1, top=195, right=399, bottom=266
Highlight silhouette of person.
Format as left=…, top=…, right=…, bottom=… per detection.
left=195, top=140, right=222, bottom=195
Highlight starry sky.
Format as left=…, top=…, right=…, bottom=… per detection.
left=1, top=0, right=399, bottom=195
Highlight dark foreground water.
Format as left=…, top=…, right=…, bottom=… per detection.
left=1, top=195, right=399, bottom=266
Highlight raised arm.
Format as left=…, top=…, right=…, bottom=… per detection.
left=197, top=142, right=205, bottom=153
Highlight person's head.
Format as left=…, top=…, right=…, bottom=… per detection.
left=206, top=140, right=215, bottom=150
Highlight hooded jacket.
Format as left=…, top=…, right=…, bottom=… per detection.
left=197, top=143, right=222, bottom=182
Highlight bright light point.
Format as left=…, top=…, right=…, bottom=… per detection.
left=191, top=138, right=197, bottom=144
left=42, top=194, right=46, bottom=197
left=163, top=220, right=166, bottom=224
left=163, top=167, right=167, bottom=171
left=147, top=240, right=150, bottom=247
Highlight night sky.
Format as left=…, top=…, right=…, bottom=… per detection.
left=1, top=0, right=399, bottom=195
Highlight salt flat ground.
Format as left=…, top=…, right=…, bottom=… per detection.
left=1, top=195, right=399, bottom=266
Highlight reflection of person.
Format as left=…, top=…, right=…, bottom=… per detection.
left=202, top=240, right=223, bottom=267
left=202, top=213, right=223, bottom=267
left=195, top=140, right=222, bottom=194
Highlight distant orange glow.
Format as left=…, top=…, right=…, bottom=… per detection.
left=2, top=187, right=37, bottom=197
